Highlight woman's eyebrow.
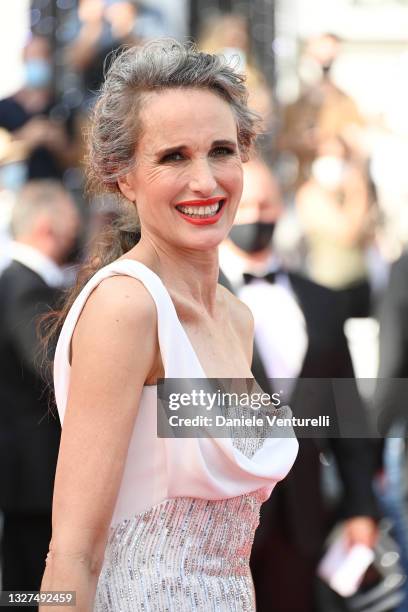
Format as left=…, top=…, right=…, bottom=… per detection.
left=211, top=139, right=237, bottom=148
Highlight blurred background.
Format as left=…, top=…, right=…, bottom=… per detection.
left=2, top=0, right=408, bottom=307
left=2, top=1, right=408, bottom=610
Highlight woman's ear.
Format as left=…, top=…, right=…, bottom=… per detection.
left=117, top=172, right=136, bottom=202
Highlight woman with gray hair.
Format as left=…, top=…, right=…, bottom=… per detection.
left=40, top=39, right=298, bottom=610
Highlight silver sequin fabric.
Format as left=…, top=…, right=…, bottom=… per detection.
left=94, top=439, right=267, bottom=612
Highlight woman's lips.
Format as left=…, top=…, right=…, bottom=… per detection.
left=175, top=198, right=226, bottom=226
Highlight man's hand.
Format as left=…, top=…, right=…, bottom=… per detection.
left=344, top=516, right=378, bottom=549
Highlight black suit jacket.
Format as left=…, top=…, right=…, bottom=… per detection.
left=280, top=274, right=377, bottom=554
left=220, top=268, right=378, bottom=556
left=0, top=260, right=61, bottom=513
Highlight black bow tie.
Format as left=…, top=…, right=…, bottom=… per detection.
left=242, top=271, right=279, bottom=285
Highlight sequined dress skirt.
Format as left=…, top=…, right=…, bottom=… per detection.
left=94, top=440, right=266, bottom=612
left=94, top=490, right=265, bottom=611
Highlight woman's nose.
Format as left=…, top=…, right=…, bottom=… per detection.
left=188, top=159, right=217, bottom=196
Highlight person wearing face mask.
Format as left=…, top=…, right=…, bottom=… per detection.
left=220, top=158, right=314, bottom=387
left=0, top=36, right=79, bottom=187
left=0, top=180, right=80, bottom=599
left=228, top=219, right=277, bottom=254
left=220, top=157, right=379, bottom=612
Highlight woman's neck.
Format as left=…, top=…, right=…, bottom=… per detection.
left=125, top=238, right=220, bottom=315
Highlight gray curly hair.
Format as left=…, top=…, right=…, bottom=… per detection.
left=87, top=38, right=259, bottom=194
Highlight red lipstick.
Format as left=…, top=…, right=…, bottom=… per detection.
left=175, top=197, right=226, bottom=226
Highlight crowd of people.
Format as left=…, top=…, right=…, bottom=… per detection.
left=1, top=2, right=408, bottom=612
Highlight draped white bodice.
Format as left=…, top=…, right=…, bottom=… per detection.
left=54, top=259, right=298, bottom=527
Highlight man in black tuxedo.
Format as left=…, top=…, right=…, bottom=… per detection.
left=0, top=180, right=79, bottom=593
left=220, top=158, right=378, bottom=612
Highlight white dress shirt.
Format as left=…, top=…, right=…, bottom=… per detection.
left=219, top=244, right=308, bottom=382
left=10, top=241, right=65, bottom=288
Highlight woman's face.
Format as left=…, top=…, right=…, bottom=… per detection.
left=118, top=88, right=244, bottom=252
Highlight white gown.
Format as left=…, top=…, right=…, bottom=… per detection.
left=53, top=259, right=299, bottom=611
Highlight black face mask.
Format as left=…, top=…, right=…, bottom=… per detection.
left=228, top=222, right=276, bottom=254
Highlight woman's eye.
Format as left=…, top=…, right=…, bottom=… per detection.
left=211, top=146, right=235, bottom=157
left=160, top=151, right=185, bottom=163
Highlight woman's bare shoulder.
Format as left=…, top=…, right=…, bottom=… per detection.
left=71, top=274, right=158, bottom=364
left=82, top=274, right=156, bottom=324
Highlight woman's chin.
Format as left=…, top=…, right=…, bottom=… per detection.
left=181, top=233, right=228, bottom=252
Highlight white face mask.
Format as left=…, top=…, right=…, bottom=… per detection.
left=311, top=156, right=346, bottom=191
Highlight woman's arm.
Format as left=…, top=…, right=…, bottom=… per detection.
left=40, top=275, right=158, bottom=610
